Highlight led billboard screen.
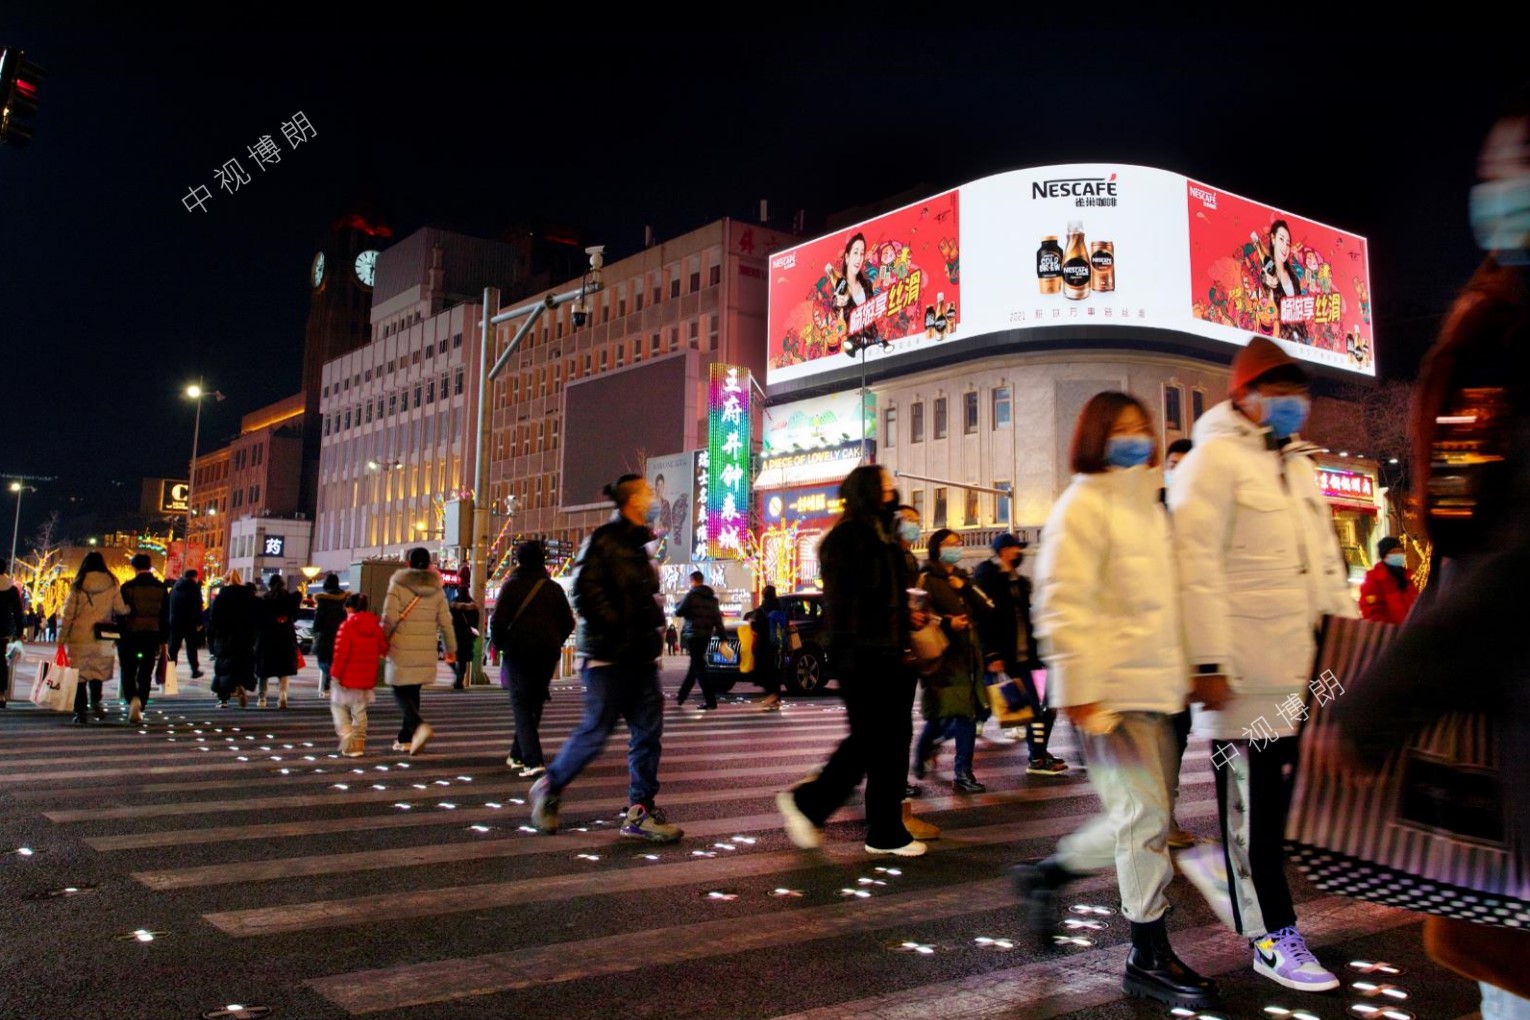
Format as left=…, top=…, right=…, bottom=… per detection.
left=766, top=164, right=1374, bottom=386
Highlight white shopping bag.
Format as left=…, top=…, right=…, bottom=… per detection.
left=162, top=660, right=179, bottom=696
left=30, top=661, right=79, bottom=712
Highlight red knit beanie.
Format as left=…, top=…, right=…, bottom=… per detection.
left=1229, top=336, right=1306, bottom=395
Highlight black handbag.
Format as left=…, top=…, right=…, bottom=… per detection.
left=93, top=620, right=122, bottom=641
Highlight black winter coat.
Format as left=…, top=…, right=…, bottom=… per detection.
left=207, top=584, right=258, bottom=696
left=168, top=577, right=204, bottom=636
left=119, top=573, right=170, bottom=639
left=491, top=567, right=574, bottom=662
left=311, top=591, right=347, bottom=662
left=675, top=584, right=722, bottom=642
left=971, top=558, right=1042, bottom=673
left=572, top=514, right=664, bottom=664
left=255, top=589, right=301, bottom=678
left=819, top=514, right=910, bottom=667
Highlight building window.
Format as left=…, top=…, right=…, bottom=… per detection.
left=389, top=392, right=397, bottom=415
left=933, top=487, right=948, bottom=528
left=709, top=264, right=721, bottom=286
left=885, top=405, right=897, bottom=448
left=670, top=278, right=680, bottom=299
left=651, top=332, right=662, bottom=354
left=426, top=380, right=435, bottom=403
left=911, top=401, right=925, bottom=443
left=911, top=489, right=924, bottom=521
left=438, top=338, right=448, bottom=354
left=993, top=386, right=1012, bottom=429
left=1163, top=384, right=1184, bottom=432
left=414, top=386, right=422, bottom=409
left=963, top=392, right=979, bottom=434
left=689, top=270, right=701, bottom=292
left=964, top=488, right=980, bottom=526
left=452, top=333, right=462, bottom=349
left=933, top=397, right=947, bottom=440
left=454, top=369, right=464, bottom=396
left=1191, top=388, right=1206, bottom=423
left=365, top=402, right=373, bottom=424
left=995, top=482, right=1011, bottom=526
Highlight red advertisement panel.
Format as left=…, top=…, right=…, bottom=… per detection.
left=767, top=190, right=961, bottom=373
left=1186, top=179, right=1374, bottom=373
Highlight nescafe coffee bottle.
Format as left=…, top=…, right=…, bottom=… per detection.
left=1062, top=221, right=1091, bottom=300
left=1037, top=236, right=1064, bottom=294
left=1090, top=241, right=1115, bottom=292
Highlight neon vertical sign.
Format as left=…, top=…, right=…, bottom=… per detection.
left=707, top=363, right=751, bottom=559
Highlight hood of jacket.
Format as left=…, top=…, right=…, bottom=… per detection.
left=343, top=611, right=384, bottom=637
left=389, top=568, right=443, bottom=598
left=1191, top=398, right=1271, bottom=447
left=315, top=591, right=348, bottom=606
left=77, top=571, right=117, bottom=597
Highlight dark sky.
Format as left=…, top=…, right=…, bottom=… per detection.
left=0, top=26, right=1522, bottom=542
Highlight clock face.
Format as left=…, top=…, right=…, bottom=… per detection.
left=355, top=249, right=379, bottom=288
left=311, top=251, right=326, bottom=289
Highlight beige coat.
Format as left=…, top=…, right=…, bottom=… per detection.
left=60, top=572, right=129, bottom=682
left=380, top=568, right=455, bottom=686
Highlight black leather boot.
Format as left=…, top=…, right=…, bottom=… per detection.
left=1123, top=917, right=1219, bottom=1008
left=1011, top=859, right=1073, bottom=950
left=952, top=772, right=987, bottom=794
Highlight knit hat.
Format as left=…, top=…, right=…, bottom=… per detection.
left=1229, top=336, right=1307, bottom=395
left=991, top=532, right=1026, bottom=554
left=1378, top=536, right=1403, bottom=558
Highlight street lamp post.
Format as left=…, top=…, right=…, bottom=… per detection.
left=184, top=384, right=223, bottom=556
left=8, top=481, right=36, bottom=571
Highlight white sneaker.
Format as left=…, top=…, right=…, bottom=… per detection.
left=409, top=723, right=434, bottom=755
left=391, top=741, right=409, bottom=753
left=518, top=765, right=546, bottom=779
left=1177, top=840, right=1237, bottom=930
left=865, top=840, right=927, bottom=857
left=776, top=790, right=824, bottom=849
left=506, top=755, right=524, bottom=770
left=980, top=716, right=1018, bottom=744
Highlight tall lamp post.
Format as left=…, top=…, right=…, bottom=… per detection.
left=8, top=481, right=36, bottom=573
left=184, top=384, right=223, bottom=555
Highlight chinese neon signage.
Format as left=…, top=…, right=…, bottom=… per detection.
left=707, top=364, right=751, bottom=559
left=1317, top=468, right=1375, bottom=502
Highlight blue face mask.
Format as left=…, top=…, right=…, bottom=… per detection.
left=1470, top=177, right=1530, bottom=266
left=897, top=519, right=921, bottom=545
left=1385, top=552, right=1406, bottom=568
left=1104, top=435, right=1154, bottom=468
left=1163, top=467, right=1175, bottom=488
left=1259, top=393, right=1310, bottom=438
left=939, top=546, right=963, bottom=566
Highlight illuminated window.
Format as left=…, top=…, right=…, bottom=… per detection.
left=963, top=392, right=979, bottom=434
left=933, top=398, right=948, bottom=440
left=911, top=402, right=925, bottom=443
left=993, top=387, right=1012, bottom=429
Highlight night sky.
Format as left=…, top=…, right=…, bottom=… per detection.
left=0, top=26, right=1522, bottom=544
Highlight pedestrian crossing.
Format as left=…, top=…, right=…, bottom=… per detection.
left=0, top=659, right=1486, bottom=1019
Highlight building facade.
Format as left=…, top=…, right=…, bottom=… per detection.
left=483, top=218, right=796, bottom=597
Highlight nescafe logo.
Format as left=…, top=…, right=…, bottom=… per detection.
left=1032, top=175, right=1117, bottom=199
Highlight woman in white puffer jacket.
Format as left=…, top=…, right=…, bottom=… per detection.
left=1011, top=391, right=1218, bottom=1011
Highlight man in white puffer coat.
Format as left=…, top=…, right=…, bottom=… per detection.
left=1168, top=336, right=1357, bottom=995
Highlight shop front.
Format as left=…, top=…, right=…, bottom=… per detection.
left=1313, top=456, right=1382, bottom=586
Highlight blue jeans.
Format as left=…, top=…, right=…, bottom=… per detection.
left=1482, top=982, right=1530, bottom=1020
left=546, top=661, right=664, bottom=809
left=916, top=715, right=976, bottom=774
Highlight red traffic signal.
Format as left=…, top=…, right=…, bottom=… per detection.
left=0, top=47, right=45, bottom=148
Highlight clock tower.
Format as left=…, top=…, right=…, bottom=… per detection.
left=299, top=207, right=392, bottom=517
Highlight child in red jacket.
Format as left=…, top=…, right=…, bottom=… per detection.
left=330, top=594, right=387, bottom=757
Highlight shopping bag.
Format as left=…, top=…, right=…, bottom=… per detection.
left=1285, top=613, right=1530, bottom=928
left=162, top=659, right=179, bottom=696
left=983, top=672, right=1036, bottom=727
left=297, top=651, right=307, bottom=670
left=30, top=651, right=79, bottom=712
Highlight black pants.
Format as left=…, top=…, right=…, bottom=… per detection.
left=0, top=655, right=10, bottom=701
left=168, top=629, right=201, bottom=674
left=676, top=635, right=715, bottom=707
left=1006, top=661, right=1057, bottom=761
left=1212, top=735, right=1299, bottom=937
left=119, top=635, right=159, bottom=705
left=793, top=648, right=917, bottom=849
left=506, top=650, right=558, bottom=767
left=73, top=679, right=104, bottom=715
left=757, top=641, right=782, bottom=697
left=392, top=684, right=423, bottom=743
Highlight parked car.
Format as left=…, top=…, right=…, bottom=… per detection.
left=705, top=592, right=836, bottom=696
left=294, top=606, right=316, bottom=655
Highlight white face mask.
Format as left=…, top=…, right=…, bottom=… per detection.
left=1163, top=467, right=1176, bottom=488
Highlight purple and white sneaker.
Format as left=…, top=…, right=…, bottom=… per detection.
left=1252, top=926, right=1340, bottom=992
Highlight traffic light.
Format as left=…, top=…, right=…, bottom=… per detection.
left=0, top=48, right=44, bottom=148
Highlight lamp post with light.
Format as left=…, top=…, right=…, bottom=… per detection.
left=8, top=481, right=37, bottom=574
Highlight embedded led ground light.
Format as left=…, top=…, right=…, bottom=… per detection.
left=575, top=853, right=601, bottom=861
left=113, top=928, right=168, bottom=943
left=1052, top=935, right=1094, bottom=947
left=889, top=941, right=936, bottom=955
left=1347, top=961, right=1405, bottom=976
left=437, top=803, right=457, bottom=810
left=874, top=867, right=902, bottom=876
left=1061, top=918, right=1107, bottom=931
left=1345, top=1007, right=1415, bottom=1020
left=1169, top=1012, right=1229, bottom=1020
left=973, top=936, right=1014, bottom=950
left=1263, top=1007, right=1322, bottom=1020
left=28, top=883, right=99, bottom=899
left=1351, top=982, right=1409, bottom=1001
left=201, top=1006, right=273, bottom=1020
left=467, top=825, right=494, bottom=834
left=4, top=847, right=43, bottom=856
left=769, top=888, right=803, bottom=898
left=713, top=843, right=736, bottom=851
left=394, top=803, right=413, bottom=811
left=691, top=850, right=717, bottom=858
left=730, top=835, right=757, bottom=844
left=839, top=888, right=871, bottom=899
left=1068, top=904, right=1116, bottom=916
left=641, top=854, right=660, bottom=861
left=857, top=877, right=886, bottom=887
left=517, top=825, right=537, bottom=833
left=705, top=890, right=739, bottom=901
